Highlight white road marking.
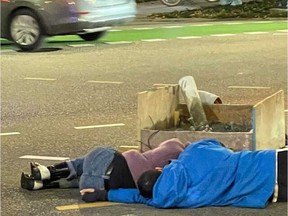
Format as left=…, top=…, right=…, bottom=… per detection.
left=87, top=80, right=123, bottom=84
left=19, top=155, right=70, bottom=161
left=153, top=83, right=178, bottom=87
left=244, top=32, right=268, bottom=35
left=133, top=27, right=154, bottom=30
left=228, top=86, right=271, bottom=89
left=250, top=21, right=273, bottom=24
left=277, top=29, right=288, bottom=32
left=191, top=24, right=212, bottom=27
left=24, top=77, right=56, bottom=81
left=68, top=44, right=95, bottom=47
left=177, top=36, right=202, bottom=39
left=109, top=29, right=122, bottom=32
left=162, top=26, right=183, bottom=29
left=222, top=22, right=243, bottom=25
left=0, top=132, right=20, bottom=136
left=210, top=34, right=236, bottom=37
left=0, top=50, right=15, bottom=53
left=104, top=41, right=132, bottom=45
left=74, top=123, right=125, bottom=130
left=142, top=39, right=167, bottom=42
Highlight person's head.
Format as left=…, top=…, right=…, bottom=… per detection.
left=137, top=170, right=162, bottom=198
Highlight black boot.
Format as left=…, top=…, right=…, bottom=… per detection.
left=21, top=172, right=43, bottom=190
left=30, top=162, right=70, bottom=181
left=21, top=172, right=60, bottom=190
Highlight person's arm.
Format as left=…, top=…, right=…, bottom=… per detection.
left=108, top=188, right=149, bottom=204
left=80, top=189, right=108, bottom=202
left=143, top=138, right=186, bottom=168
left=150, top=162, right=189, bottom=208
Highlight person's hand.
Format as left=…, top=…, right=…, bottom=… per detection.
left=80, top=188, right=108, bottom=202
left=80, top=188, right=95, bottom=196
left=155, top=167, right=163, bottom=172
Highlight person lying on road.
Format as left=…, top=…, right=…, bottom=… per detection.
left=105, top=139, right=287, bottom=208
left=20, top=138, right=186, bottom=202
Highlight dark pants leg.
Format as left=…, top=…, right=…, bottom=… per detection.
left=277, top=150, right=287, bottom=202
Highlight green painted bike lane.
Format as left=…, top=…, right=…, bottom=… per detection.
left=1, top=21, right=287, bottom=49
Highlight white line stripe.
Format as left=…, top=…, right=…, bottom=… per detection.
left=105, top=41, right=132, bottom=45
left=24, top=77, right=56, bottom=81
left=277, top=30, right=288, bottom=32
left=250, top=21, right=273, bottom=24
left=177, top=36, right=202, bottom=39
left=19, top=155, right=70, bottom=161
left=285, top=110, right=288, bottom=113
left=68, top=44, right=95, bottom=47
left=0, top=132, right=20, bottom=136
left=0, top=50, right=15, bottom=53
left=191, top=24, right=212, bottom=27
left=109, top=29, right=122, bottom=32
left=87, top=80, right=123, bottom=84
left=277, top=20, right=288, bottom=22
left=210, top=34, right=235, bottom=37
left=162, top=26, right=183, bottom=29
left=222, top=22, right=243, bottom=25
left=228, top=86, right=271, bottom=89
left=74, top=123, right=125, bottom=130
left=133, top=27, right=154, bottom=30
left=244, top=32, right=268, bottom=35
left=142, top=39, right=167, bottom=42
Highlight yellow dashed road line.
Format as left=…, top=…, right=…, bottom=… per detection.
left=56, top=202, right=122, bottom=211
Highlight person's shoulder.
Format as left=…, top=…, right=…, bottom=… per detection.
left=122, top=149, right=141, bottom=157
left=159, top=138, right=185, bottom=149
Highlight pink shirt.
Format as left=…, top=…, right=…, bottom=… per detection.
left=122, top=138, right=186, bottom=185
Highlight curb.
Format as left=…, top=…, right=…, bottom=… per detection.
left=133, top=17, right=288, bottom=25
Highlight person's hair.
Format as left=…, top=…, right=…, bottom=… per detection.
left=137, top=170, right=161, bottom=198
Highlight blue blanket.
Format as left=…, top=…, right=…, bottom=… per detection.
left=109, top=139, right=276, bottom=208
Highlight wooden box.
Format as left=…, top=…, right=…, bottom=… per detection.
left=138, top=85, right=285, bottom=151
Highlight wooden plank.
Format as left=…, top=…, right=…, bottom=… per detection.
left=252, top=90, right=285, bottom=150
left=140, top=129, right=252, bottom=152
left=178, top=104, right=253, bottom=125
left=203, top=104, right=253, bottom=125
left=137, top=85, right=179, bottom=135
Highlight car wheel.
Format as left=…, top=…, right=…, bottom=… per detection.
left=161, top=0, right=182, bottom=6
left=9, top=9, right=44, bottom=51
left=78, top=31, right=107, bottom=41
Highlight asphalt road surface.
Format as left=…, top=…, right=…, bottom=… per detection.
left=1, top=28, right=287, bottom=216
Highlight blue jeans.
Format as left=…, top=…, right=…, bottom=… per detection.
left=66, top=147, right=115, bottom=190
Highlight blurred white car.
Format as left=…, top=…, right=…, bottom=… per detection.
left=1, top=0, right=137, bottom=51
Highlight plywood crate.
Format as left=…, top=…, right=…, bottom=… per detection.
left=138, top=85, right=285, bottom=151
